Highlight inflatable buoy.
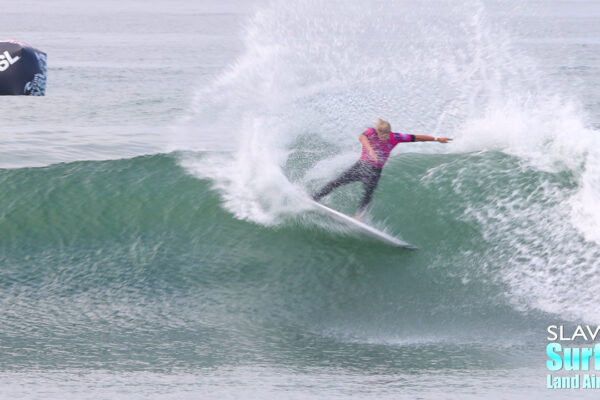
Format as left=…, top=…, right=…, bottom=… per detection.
left=0, top=40, right=47, bottom=96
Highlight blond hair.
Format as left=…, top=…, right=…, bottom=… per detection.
left=375, top=118, right=391, bottom=133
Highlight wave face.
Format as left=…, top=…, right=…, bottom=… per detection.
left=0, top=151, right=590, bottom=372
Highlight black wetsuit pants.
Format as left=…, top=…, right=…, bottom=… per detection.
left=312, top=161, right=382, bottom=214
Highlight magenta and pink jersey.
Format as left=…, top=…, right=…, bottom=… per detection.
left=359, top=127, right=415, bottom=168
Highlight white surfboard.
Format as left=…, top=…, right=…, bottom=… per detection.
left=311, top=201, right=417, bottom=250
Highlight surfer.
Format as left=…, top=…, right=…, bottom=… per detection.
left=312, top=119, right=452, bottom=218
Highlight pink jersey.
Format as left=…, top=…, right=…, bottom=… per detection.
left=359, top=127, right=414, bottom=168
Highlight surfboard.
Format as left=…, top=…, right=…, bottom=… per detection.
left=311, top=200, right=417, bottom=250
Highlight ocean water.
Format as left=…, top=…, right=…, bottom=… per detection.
left=1, top=0, right=600, bottom=398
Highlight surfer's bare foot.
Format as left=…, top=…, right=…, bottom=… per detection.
left=353, top=215, right=362, bottom=221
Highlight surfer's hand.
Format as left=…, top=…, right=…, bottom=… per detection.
left=436, top=137, right=452, bottom=143
left=369, top=150, right=378, bottom=161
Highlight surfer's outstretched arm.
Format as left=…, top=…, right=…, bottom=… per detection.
left=414, top=135, right=452, bottom=143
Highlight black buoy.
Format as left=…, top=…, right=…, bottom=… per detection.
left=0, top=40, right=47, bottom=96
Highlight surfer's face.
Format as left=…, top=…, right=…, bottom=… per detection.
left=376, top=129, right=390, bottom=141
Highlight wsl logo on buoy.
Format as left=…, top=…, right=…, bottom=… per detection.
left=546, top=325, right=600, bottom=390
left=0, top=50, right=21, bottom=72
